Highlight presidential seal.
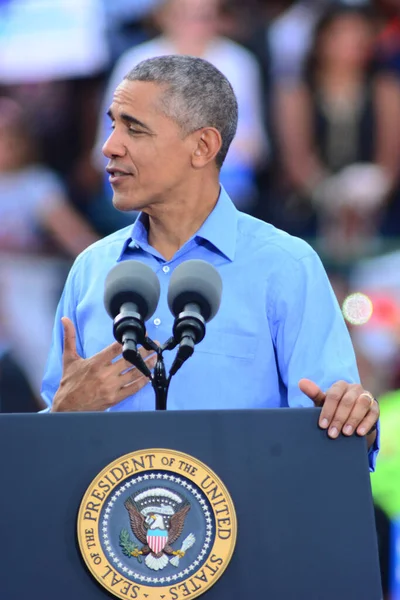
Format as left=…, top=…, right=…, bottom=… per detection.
left=77, top=449, right=237, bottom=600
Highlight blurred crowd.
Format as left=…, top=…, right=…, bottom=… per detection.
left=0, top=0, right=399, bottom=596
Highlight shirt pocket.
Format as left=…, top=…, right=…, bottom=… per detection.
left=195, top=331, right=257, bottom=360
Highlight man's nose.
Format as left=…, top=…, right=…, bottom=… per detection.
left=102, top=129, right=126, bottom=159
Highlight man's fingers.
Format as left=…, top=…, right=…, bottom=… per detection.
left=340, top=392, right=374, bottom=436
left=298, top=378, right=326, bottom=406
left=61, top=317, right=79, bottom=365
left=118, top=354, right=157, bottom=385
left=318, top=380, right=348, bottom=430
left=325, top=386, right=363, bottom=438
left=109, top=346, right=158, bottom=374
left=96, top=340, right=124, bottom=364
left=300, top=378, right=379, bottom=441
left=115, top=374, right=151, bottom=404
left=99, top=341, right=159, bottom=367
left=356, top=398, right=380, bottom=436
left=115, top=358, right=156, bottom=403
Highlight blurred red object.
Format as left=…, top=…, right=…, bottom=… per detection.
left=365, top=292, right=400, bottom=328
left=377, top=16, right=400, bottom=55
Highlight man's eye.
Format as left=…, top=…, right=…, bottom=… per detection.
left=129, top=128, right=143, bottom=135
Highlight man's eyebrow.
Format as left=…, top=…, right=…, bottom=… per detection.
left=106, top=108, right=152, bottom=132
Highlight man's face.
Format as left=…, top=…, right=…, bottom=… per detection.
left=103, top=80, right=197, bottom=212
left=161, top=0, right=219, bottom=41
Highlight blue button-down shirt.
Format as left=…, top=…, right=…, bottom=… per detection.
left=41, top=187, right=379, bottom=469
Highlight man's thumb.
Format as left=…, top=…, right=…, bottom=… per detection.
left=61, top=317, right=78, bottom=364
left=298, top=378, right=326, bottom=406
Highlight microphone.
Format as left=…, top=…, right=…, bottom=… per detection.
left=167, top=260, right=222, bottom=375
left=104, top=261, right=160, bottom=377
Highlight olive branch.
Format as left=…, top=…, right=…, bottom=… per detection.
left=119, top=529, right=142, bottom=563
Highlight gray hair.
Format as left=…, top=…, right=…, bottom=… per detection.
left=124, top=55, right=238, bottom=168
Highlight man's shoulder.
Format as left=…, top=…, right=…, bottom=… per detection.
left=74, top=225, right=133, bottom=268
left=236, top=212, right=316, bottom=263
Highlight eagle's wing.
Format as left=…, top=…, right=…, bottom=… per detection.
left=124, top=497, right=147, bottom=544
left=168, top=504, right=191, bottom=545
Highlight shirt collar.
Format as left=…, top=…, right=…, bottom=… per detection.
left=194, top=186, right=238, bottom=261
left=119, top=186, right=238, bottom=262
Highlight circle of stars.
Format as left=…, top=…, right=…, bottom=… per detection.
left=101, top=472, right=214, bottom=585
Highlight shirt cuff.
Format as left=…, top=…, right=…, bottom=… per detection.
left=367, top=419, right=380, bottom=472
left=38, top=407, right=51, bottom=413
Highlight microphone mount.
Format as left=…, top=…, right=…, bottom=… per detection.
left=105, top=259, right=222, bottom=411
left=122, top=307, right=206, bottom=411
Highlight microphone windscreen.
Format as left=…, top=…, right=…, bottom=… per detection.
left=167, top=260, right=222, bottom=322
left=104, top=260, right=160, bottom=320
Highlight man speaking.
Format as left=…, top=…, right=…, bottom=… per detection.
left=41, top=56, right=379, bottom=469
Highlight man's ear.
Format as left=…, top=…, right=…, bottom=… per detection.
left=191, top=127, right=222, bottom=168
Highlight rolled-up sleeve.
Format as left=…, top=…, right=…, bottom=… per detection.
left=40, top=257, right=84, bottom=408
left=269, top=246, right=379, bottom=471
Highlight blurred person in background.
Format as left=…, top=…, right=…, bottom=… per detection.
left=371, top=347, right=400, bottom=599
left=0, top=98, right=99, bottom=409
left=93, top=0, right=269, bottom=214
left=242, top=0, right=334, bottom=222
left=267, top=0, right=332, bottom=84
left=346, top=249, right=400, bottom=598
left=102, top=0, right=165, bottom=62
left=375, top=0, right=400, bottom=77
left=372, top=385, right=400, bottom=599
left=0, top=0, right=112, bottom=240
left=328, top=266, right=397, bottom=599
left=265, top=1, right=366, bottom=84
left=273, top=4, right=400, bottom=261
left=349, top=250, right=400, bottom=387
left=0, top=0, right=109, bottom=180
left=329, top=255, right=400, bottom=598
left=245, top=0, right=336, bottom=107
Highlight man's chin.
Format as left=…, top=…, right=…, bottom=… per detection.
left=112, top=192, right=142, bottom=213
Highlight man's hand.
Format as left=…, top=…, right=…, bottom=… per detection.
left=299, top=379, right=379, bottom=447
left=51, top=317, right=157, bottom=412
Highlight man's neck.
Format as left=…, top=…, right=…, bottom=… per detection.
left=146, top=180, right=220, bottom=261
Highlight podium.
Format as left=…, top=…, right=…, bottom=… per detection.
left=0, top=408, right=382, bottom=599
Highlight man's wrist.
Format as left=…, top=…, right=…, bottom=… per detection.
left=366, top=426, right=378, bottom=450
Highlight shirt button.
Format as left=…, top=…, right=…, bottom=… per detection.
left=153, top=318, right=161, bottom=326
left=162, top=265, right=170, bottom=273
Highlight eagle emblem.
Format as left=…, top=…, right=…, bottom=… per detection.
left=122, top=486, right=195, bottom=571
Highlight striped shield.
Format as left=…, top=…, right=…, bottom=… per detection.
left=147, top=529, right=168, bottom=554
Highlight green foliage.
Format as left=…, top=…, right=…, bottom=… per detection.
left=119, top=529, right=142, bottom=563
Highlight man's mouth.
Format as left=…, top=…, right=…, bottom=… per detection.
left=106, top=168, right=133, bottom=184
